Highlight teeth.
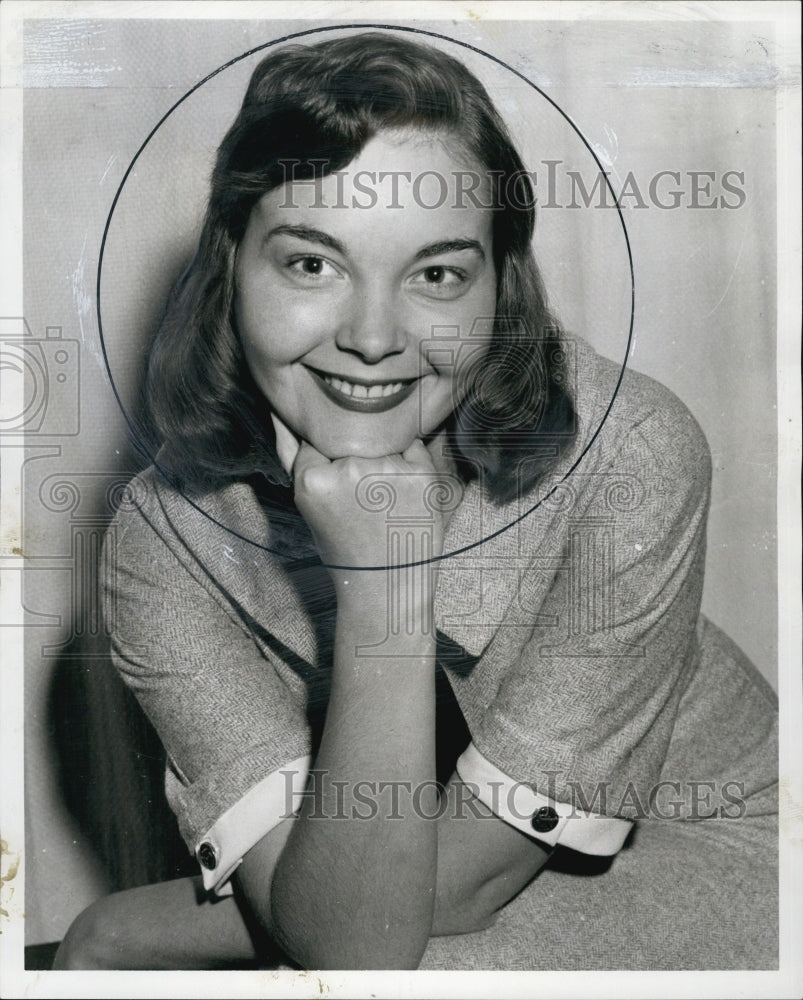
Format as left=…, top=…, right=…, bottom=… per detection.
left=321, top=373, right=407, bottom=399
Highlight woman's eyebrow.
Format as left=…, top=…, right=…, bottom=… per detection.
left=264, top=224, right=347, bottom=256
left=264, top=226, right=485, bottom=263
left=413, top=238, right=485, bottom=261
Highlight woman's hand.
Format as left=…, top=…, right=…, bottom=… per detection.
left=267, top=439, right=454, bottom=968
left=292, top=439, right=447, bottom=571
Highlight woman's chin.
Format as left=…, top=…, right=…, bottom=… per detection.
left=303, top=422, right=450, bottom=462
left=309, top=433, right=418, bottom=462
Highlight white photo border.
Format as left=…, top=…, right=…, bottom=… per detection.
left=1, top=2, right=800, bottom=998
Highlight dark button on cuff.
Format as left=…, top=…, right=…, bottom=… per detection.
left=531, top=806, right=559, bottom=834
left=198, top=841, right=217, bottom=870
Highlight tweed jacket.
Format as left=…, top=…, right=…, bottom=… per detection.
left=103, top=337, right=778, bottom=893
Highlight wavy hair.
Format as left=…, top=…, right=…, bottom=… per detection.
left=146, top=31, right=576, bottom=504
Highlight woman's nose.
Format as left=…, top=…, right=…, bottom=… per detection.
left=334, top=286, right=408, bottom=363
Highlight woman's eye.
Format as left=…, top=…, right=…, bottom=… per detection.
left=410, top=265, right=467, bottom=297
left=287, top=255, right=339, bottom=280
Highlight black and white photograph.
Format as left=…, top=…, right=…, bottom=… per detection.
left=1, top=2, right=800, bottom=997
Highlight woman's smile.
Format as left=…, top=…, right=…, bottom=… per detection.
left=306, top=365, right=420, bottom=413
left=233, top=130, right=497, bottom=460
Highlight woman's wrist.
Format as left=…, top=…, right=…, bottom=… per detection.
left=334, top=566, right=436, bottom=643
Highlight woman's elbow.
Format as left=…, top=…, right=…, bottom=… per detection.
left=270, top=902, right=431, bottom=971
left=274, top=925, right=430, bottom=971
left=432, top=896, right=499, bottom=937
left=53, top=897, right=124, bottom=970
left=432, top=878, right=508, bottom=937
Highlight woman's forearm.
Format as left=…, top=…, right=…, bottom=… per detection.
left=269, top=579, right=439, bottom=970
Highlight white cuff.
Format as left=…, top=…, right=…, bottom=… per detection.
left=456, top=743, right=632, bottom=856
left=194, top=755, right=311, bottom=895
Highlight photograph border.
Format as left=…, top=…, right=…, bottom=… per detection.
left=1, top=2, right=800, bottom=998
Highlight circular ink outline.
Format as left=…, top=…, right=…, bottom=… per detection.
left=97, top=22, right=634, bottom=571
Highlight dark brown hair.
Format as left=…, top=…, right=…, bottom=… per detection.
left=146, top=31, right=576, bottom=503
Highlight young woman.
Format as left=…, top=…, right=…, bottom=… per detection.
left=55, top=31, right=778, bottom=971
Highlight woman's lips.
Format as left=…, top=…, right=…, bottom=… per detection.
left=306, top=366, right=420, bottom=414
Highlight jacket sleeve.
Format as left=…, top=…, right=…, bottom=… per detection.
left=102, top=475, right=312, bottom=891
left=463, top=389, right=713, bottom=825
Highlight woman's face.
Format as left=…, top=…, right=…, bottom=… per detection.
left=234, top=130, right=497, bottom=460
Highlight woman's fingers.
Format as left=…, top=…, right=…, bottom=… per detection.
left=293, top=439, right=330, bottom=477
left=401, top=439, right=434, bottom=470
left=294, top=440, right=431, bottom=479
left=290, top=439, right=447, bottom=567
left=270, top=412, right=302, bottom=475
left=293, top=440, right=434, bottom=481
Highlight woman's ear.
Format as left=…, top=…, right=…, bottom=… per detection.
left=271, top=412, right=301, bottom=475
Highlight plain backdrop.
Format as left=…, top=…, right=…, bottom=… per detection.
left=20, top=15, right=778, bottom=944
